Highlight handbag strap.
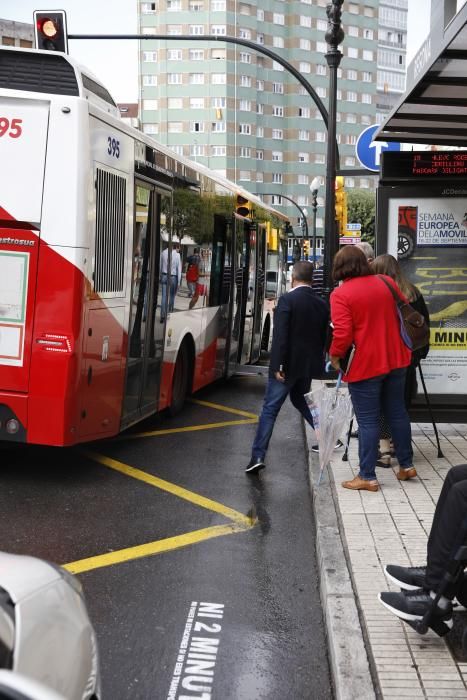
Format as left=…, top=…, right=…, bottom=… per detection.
left=377, top=275, right=404, bottom=307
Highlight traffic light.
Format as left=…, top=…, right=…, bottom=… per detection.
left=303, top=240, right=310, bottom=259
left=335, top=176, right=348, bottom=236
left=235, top=194, right=253, bottom=219
left=34, top=11, right=68, bottom=53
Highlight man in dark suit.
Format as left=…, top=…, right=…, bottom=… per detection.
left=245, top=261, right=330, bottom=474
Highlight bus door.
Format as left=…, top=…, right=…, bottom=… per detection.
left=249, top=224, right=266, bottom=363
left=122, top=184, right=168, bottom=423
left=239, top=223, right=257, bottom=364
left=227, top=217, right=248, bottom=371
left=208, top=214, right=233, bottom=377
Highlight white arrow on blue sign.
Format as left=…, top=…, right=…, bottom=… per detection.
left=347, top=223, right=362, bottom=231
left=355, top=124, right=401, bottom=172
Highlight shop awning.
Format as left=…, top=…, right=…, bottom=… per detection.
left=376, top=4, right=467, bottom=147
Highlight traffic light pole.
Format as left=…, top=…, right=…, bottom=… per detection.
left=253, top=192, right=309, bottom=259
left=323, top=0, right=344, bottom=295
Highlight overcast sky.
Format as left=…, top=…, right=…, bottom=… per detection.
left=2, top=0, right=139, bottom=102
left=2, top=0, right=430, bottom=104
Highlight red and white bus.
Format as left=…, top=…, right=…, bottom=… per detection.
left=0, top=47, right=289, bottom=446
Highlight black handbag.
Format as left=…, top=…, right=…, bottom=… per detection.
left=378, top=276, right=430, bottom=352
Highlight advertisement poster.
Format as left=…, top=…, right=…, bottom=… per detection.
left=387, top=198, right=467, bottom=396
left=0, top=251, right=29, bottom=366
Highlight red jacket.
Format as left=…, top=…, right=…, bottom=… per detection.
left=329, top=274, right=411, bottom=383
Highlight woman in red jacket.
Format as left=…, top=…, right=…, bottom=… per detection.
left=329, top=246, right=415, bottom=492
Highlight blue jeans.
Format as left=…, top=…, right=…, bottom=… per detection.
left=161, top=273, right=178, bottom=318
left=252, top=375, right=314, bottom=461
left=348, top=368, right=413, bottom=481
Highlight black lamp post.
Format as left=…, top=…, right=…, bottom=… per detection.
left=323, top=0, right=344, bottom=293
left=310, top=177, right=320, bottom=264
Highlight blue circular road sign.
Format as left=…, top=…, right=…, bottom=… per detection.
left=356, top=124, right=401, bottom=172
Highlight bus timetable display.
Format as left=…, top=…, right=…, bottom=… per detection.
left=382, top=151, right=467, bottom=180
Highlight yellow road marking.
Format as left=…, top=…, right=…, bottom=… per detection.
left=64, top=524, right=247, bottom=574
left=122, top=418, right=256, bottom=440
left=190, top=398, right=258, bottom=420
left=84, top=451, right=254, bottom=529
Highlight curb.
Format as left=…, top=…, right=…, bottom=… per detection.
left=306, top=427, right=376, bottom=700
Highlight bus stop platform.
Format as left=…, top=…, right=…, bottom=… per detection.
left=306, top=419, right=467, bottom=700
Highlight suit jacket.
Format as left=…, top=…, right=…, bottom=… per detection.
left=269, top=285, right=329, bottom=385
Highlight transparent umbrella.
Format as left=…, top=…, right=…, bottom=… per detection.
left=305, top=371, right=353, bottom=484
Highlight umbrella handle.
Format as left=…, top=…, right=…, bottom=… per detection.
left=325, top=361, right=343, bottom=390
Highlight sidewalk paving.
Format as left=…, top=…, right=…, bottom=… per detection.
left=307, top=419, right=467, bottom=699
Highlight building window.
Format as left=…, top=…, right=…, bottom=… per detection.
left=317, top=19, right=327, bottom=30
left=212, top=121, right=226, bottom=132
left=273, top=36, right=285, bottom=48
left=348, top=25, right=358, bottom=37
left=170, top=145, right=184, bottom=155
left=298, top=174, right=309, bottom=185
left=143, top=51, right=157, bottom=62
left=272, top=151, right=283, bottom=162
left=239, top=52, right=251, bottom=63
left=271, top=195, right=282, bottom=206
left=239, top=28, right=251, bottom=39
left=299, top=130, right=310, bottom=141
left=141, top=2, right=157, bottom=13
left=363, top=50, right=374, bottom=61
left=167, top=25, right=182, bottom=35
left=361, top=93, right=372, bottom=104
left=347, top=69, right=357, bottom=80
left=212, top=73, right=226, bottom=84
left=190, top=25, right=205, bottom=35
left=360, top=178, right=370, bottom=188
left=240, top=147, right=251, bottom=158
left=347, top=91, right=357, bottom=102
left=272, top=105, right=284, bottom=117
left=168, top=73, right=183, bottom=84
left=189, top=49, right=205, bottom=60
left=191, top=144, right=205, bottom=157
left=361, top=114, right=372, bottom=125
left=346, top=113, right=357, bottom=123
left=143, top=75, right=158, bottom=86
left=211, top=25, right=227, bottom=35
left=315, top=154, right=325, bottom=164
left=239, top=123, right=252, bottom=135
left=257, top=33, right=264, bottom=44
left=256, top=150, right=264, bottom=160
left=239, top=100, right=251, bottom=111
left=345, top=156, right=356, bottom=166
left=347, top=47, right=358, bottom=58
left=300, top=38, right=311, bottom=50
left=239, top=170, right=251, bottom=181
left=257, top=126, right=264, bottom=137
left=167, top=49, right=182, bottom=60
left=257, top=8, right=264, bottom=20
left=211, top=145, right=226, bottom=156
left=272, top=129, right=283, bottom=139
left=298, top=152, right=309, bottom=163
left=300, top=15, right=312, bottom=27
left=298, top=107, right=310, bottom=118
left=256, top=103, right=264, bottom=115
left=345, top=134, right=357, bottom=145
left=273, top=13, right=285, bottom=25
left=316, top=41, right=327, bottom=53
left=143, top=124, right=159, bottom=134
left=273, top=82, right=284, bottom=94
left=168, top=97, right=183, bottom=109
left=316, top=86, right=327, bottom=98
left=316, top=64, right=326, bottom=76
left=257, top=79, right=264, bottom=91
left=364, top=28, right=374, bottom=40
left=190, top=0, right=204, bottom=9
left=211, top=96, right=226, bottom=107
left=272, top=173, right=283, bottom=184
left=190, top=121, right=205, bottom=133
left=168, top=122, right=183, bottom=133
left=190, top=73, right=205, bottom=84
left=300, top=62, right=311, bottom=73
left=239, top=3, right=250, bottom=14
left=315, top=132, right=325, bottom=142
left=211, top=0, right=226, bottom=9
left=167, top=0, right=182, bottom=9
left=256, top=172, right=264, bottom=183
left=211, top=48, right=225, bottom=59
left=240, top=75, right=252, bottom=87
left=363, top=71, right=372, bottom=82
left=273, top=61, right=284, bottom=71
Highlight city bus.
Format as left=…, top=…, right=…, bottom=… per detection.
left=0, top=46, right=289, bottom=446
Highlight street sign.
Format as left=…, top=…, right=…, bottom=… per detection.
left=346, top=222, right=361, bottom=231
left=356, top=125, right=401, bottom=172
left=339, top=237, right=361, bottom=245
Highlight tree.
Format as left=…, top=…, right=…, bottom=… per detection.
left=347, top=189, right=375, bottom=246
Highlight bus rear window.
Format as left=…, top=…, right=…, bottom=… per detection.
left=0, top=50, right=79, bottom=96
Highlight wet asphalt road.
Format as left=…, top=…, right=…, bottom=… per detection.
left=0, top=375, right=332, bottom=699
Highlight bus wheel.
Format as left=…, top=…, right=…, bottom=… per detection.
left=168, top=342, right=190, bottom=416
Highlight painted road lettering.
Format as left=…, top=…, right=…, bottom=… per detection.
left=168, top=602, right=224, bottom=700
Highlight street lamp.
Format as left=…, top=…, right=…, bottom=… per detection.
left=310, top=177, right=320, bottom=264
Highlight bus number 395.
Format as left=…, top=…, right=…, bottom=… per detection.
left=0, top=118, right=23, bottom=138
left=107, top=136, right=120, bottom=158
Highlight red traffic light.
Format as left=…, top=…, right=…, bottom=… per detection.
left=33, top=10, right=68, bottom=53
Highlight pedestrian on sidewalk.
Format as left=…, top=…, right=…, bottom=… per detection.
left=328, top=245, right=415, bottom=492
left=379, top=463, right=467, bottom=636
left=245, top=261, right=329, bottom=474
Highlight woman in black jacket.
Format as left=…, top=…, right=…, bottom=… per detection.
left=371, top=254, right=430, bottom=468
